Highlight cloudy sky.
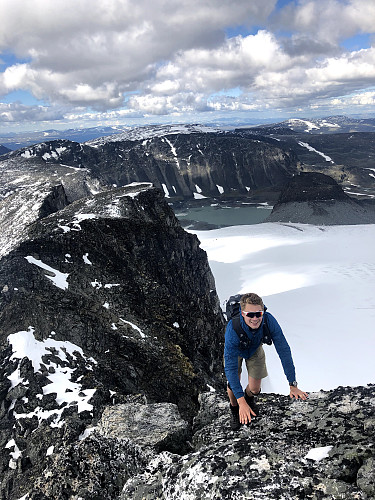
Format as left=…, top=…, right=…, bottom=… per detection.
left=0, top=0, right=374, bottom=132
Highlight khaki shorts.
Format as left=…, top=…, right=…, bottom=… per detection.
left=238, top=345, right=268, bottom=380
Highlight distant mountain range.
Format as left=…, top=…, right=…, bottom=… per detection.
left=1, top=116, right=374, bottom=204
left=245, top=115, right=375, bottom=134
left=0, top=126, right=131, bottom=150
left=1, top=115, right=375, bottom=150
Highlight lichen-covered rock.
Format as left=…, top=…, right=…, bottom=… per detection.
left=97, top=402, right=190, bottom=454
left=28, top=433, right=148, bottom=500
left=121, top=385, right=375, bottom=499
left=357, top=457, right=375, bottom=496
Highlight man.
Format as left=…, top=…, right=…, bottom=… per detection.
left=224, top=292, right=308, bottom=430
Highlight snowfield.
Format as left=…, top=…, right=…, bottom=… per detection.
left=191, top=222, right=375, bottom=395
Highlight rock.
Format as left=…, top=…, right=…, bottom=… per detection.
left=1, top=133, right=299, bottom=203
left=266, top=172, right=375, bottom=224
left=97, top=402, right=190, bottom=454
left=357, top=457, right=375, bottom=496
left=0, top=183, right=226, bottom=499
left=120, top=385, right=374, bottom=500
left=28, top=433, right=148, bottom=500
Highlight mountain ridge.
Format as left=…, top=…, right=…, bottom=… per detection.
left=1, top=115, right=375, bottom=150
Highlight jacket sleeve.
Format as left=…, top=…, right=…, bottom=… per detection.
left=267, top=312, right=296, bottom=383
left=224, top=321, right=244, bottom=400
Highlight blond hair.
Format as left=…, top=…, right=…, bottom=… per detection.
left=240, top=293, right=264, bottom=310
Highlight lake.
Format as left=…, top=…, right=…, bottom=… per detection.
left=174, top=203, right=273, bottom=229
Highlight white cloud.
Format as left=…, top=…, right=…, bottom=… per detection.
left=0, top=102, right=64, bottom=123
left=330, top=90, right=375, bottom=107
left=274, top=0, right=375, bottom=44
left=0, top=0, right=375, bottom=127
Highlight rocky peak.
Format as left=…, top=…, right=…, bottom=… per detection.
left=5, top=385, right=374, bottom=499
left=276, top=172, right=349, bottom=203
left=266, top=172, right=375, bottom=225
left=0, top=183, right=226, bottom=499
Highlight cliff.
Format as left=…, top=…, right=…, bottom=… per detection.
left=0, top=184, right=225, bottom=499
left=266, top=172, right=375, bottom=225
left=1, top=132, right=299, bottom=202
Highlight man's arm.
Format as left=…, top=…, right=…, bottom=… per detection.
left=267, top=313, right=308, bottom=399
left=224, top=323, right=244, bottom=400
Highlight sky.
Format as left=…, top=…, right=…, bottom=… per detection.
left=0, top=0, right=375, bottom=132
left=192, top=221, right=375, bottom=395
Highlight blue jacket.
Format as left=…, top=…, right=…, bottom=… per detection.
left=224, top=310, right=296, bottom=399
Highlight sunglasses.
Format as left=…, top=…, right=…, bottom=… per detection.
left=242, top=310, right=264, bottom=318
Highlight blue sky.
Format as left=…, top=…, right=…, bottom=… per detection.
left=0, top=0, right=374, bottom=132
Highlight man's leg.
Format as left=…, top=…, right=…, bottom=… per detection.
left=244, top=376, right=261, bottom=415
left=227, top=385, right=238, bottom=406
left=245, top=376, right=261, bottom=397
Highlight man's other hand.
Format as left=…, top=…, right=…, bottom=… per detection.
left=289, top=386, right=308, bottom=400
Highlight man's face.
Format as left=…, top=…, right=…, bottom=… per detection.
left=242, top=303, right=264, bottom=330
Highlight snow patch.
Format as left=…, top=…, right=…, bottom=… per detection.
left=7, top=327, right=97, bottom=427
left=162, top=184, right=170, bottom=198
left=119, top=318, right=146, bottom=338
left=298, top=141, right=334, bottom=163
left=25, top=256, right=69, bottom=290
left=304, top=446, right=332, bottom=461
left=83, top=253, right=92, bottom=265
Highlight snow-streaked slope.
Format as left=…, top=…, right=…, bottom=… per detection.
left=192, top=222, right=375, bottom=395
left=0, top=157, right=102, bottom=258
left=86, top=123, right=224, bottom=147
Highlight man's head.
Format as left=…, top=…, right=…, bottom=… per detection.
left=240, top=293, right=264, bottom=329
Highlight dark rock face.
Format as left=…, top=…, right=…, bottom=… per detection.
left=276, top=172, right=349, bottom=203
left=2, top=133, right=299, bottom=201
left=266, top=172, right=375, bottom=224
left=0, top=184, right=225, bottom=499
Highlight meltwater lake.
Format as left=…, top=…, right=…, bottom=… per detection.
left=174, top=203, right=273, bottom=229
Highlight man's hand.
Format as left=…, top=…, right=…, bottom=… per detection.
left=238, top=396, right=256, bottom=424
left=289, top=386, right=308, bottom=400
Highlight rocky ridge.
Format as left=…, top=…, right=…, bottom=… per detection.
left=0, top=183, right=226, bottom=499
left=1, top=132, right=299, bottom=203
left=8, top=385, right=374, bottom=499
left=266, top=172, right=375, bottom=225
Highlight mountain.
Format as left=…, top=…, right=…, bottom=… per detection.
left=0, top=144, right=11, bottom=155
left=248, top=115, right=375, bottom=134
left=2, top=115, right=375, bottom=151
left=237, top=123, right=375, bottom=200
left=266, top=172, right=375, bottom=225
left=0, top=183, right=225, bottom=499
left=1, top=118, right=374, bottom=200
left=0, top=133, right=300, bottom=205
left=0, top=149, right=104, bottom=258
